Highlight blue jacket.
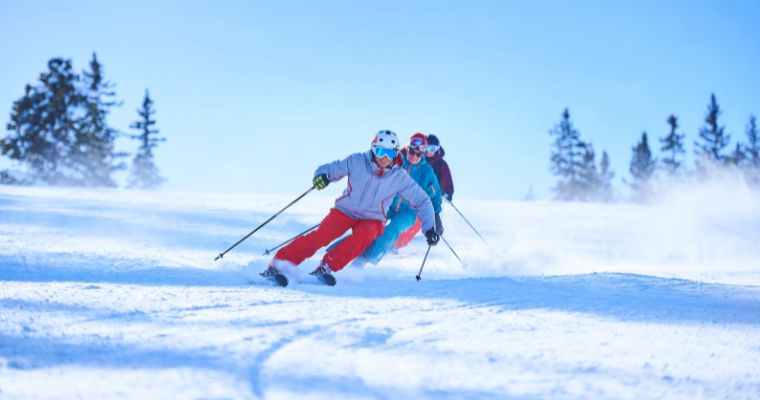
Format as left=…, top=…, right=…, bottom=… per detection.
left=390, top=151, right=442, bottom=216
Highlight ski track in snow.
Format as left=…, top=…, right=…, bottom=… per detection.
left=1, top=185, right=759, bottom=399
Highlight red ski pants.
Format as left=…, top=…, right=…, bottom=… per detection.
left=274, top=208, right=384, bottom=271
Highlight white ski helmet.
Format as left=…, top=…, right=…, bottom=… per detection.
left=371, top=129, right=400, bottom=150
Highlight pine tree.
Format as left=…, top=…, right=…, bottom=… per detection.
left=127, top=90, right=165, bottom=189
left=1, top=58, right=83, bottom=184
left=549, top=108, right=587, bottom=201
left=597, top=151, right=615, bottom=202
left=577, top=142, right=599, bottom=201
left=2, top=55, right=125, bottom=186
left=72, top=53, right=125, bottom=186
left=729, top=143, right=746, bottom=166
left=741, top=115, right=760, bottom=185
left=629, top=132, right=657, bottom=197
left=660, top=114, right=685, bottom=176
left=694, top=93, right=731, bottom=166
left=744, top=115, right=759, bottom=169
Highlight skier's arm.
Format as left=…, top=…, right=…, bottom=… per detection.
left=427, top=168, right=443, bottom=214
left=440, top=160, right=454, bottom=201
left=398, top=175, right=436, bottom=233
left=314, top=153, right=359, bottom=182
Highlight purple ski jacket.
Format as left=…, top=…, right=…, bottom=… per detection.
left=314, top=151, right=436, bottom=232
left=426, top=147, right=454, bottom=200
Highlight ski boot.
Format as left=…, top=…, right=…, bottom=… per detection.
left=310, top=261, right=337, bottom=286
left=260, top=265, right=288, bottom=287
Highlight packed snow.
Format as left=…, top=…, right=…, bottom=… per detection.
left=1, top=183, right=759, bottom=399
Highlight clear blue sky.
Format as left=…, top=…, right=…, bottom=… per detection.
left=2, top=0, right=759, bottom=200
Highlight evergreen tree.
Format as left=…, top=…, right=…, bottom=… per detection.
left=743, top=115, right=759, bottom=169
left=577, top=141, right=599, bottom=201
left=1, top=58, right=83, bottom=184
left=629, top=132, right=657, bottom=196
left=739, top=114, right=760, bottom=185
left=1, top=55, right=124, bottom=186
left=597, top=151, right=615, bottom=202
left=694, top=93, right=730, bottom=166
left=72, top=53, right=125, bottom=186
left=127, top=90, right=165, bottom=189
left=549, top=108, right=587, bottom=201
left=729, top=143, right=746, bottom=166
left=660, top=114, right=685, bottom=175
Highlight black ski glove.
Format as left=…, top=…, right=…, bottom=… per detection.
left=444, top=193, right=453, bottom=202
left=313, top=174, right=329, bottom=190
left=435, top=213, right=444, bottom=235
left=425, top=228, right=439, bottom=246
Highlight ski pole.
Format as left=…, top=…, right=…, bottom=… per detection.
left=440, top=235, right=464, bottom=266
left=446, top=198, right=492, bottom=249
left=263, top=223, right=319, bottom=256
left=415, top=245, right=432, bottom=282
left=214, top=186, right=315, bottom=261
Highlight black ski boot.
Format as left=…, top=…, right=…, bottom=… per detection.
left=260, top=265, right=288, bottom=287
left=310, top=261, right=337, bottom=286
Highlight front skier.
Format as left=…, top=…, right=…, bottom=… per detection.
left=261, top=130, right=440, bottom=286
left=356, top=132, right=443, bottom=265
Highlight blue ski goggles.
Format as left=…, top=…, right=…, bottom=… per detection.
left=426, top=144, right=440, bottom=153
left=410, top=137, right=426, bottom=149
left=372, top=146, right=398, bottom=160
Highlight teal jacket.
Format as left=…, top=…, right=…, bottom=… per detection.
left=390, top=151, right=443, bottom=217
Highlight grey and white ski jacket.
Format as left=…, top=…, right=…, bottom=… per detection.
left=314, top=151, right=436, bottom=232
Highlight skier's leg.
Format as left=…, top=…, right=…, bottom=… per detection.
left=323, top=219, right=384, bottom=271
left=392, top=217, right=422, bottom=249
left=361, top=211, right=418, bottom=263
left=274, top=208, right=353, bottom=266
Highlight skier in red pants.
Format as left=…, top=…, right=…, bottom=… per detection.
left=261, top=130, right=440, bottom=285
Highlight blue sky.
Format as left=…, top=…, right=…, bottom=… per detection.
left=1, top=0, right=759, bottom=200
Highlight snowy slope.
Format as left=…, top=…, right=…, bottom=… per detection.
left=1, top=184, right=759, bottom=399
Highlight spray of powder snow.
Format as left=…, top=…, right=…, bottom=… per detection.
left=446, top=173, right=760, bottom=285
left=3, top=180, right=759, bottom=286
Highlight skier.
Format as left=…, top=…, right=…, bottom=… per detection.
left=261, top=130, right=440, bottom=286
left=425, top=134, right=454, bottom=202
left=356, top=133, right=444, bottom=265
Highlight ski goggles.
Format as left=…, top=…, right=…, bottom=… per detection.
left=408, top=147, right=424, bottom=157
left=409, top=137, right=426, bottom=150
left=372, top=146, right=398, bottom=159
left=426, top=144, right=440, bottom=153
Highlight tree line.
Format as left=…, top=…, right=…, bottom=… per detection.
left=0, top=54, right=165, bottom=189
left=549, top=93, right=759, bottom=202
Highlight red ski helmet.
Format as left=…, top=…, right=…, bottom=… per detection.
left=409, top=132, right=427, bottom=149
